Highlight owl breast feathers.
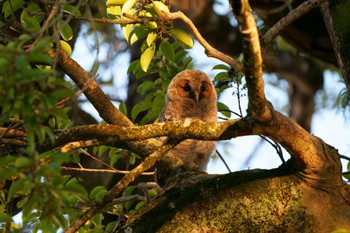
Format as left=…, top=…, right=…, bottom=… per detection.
left=158, top=70, right=218, bottom=172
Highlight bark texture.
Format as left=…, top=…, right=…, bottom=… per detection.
left=120, top=162, right=350, bottom=232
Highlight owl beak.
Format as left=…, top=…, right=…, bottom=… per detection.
left=193, top=91, right=200, bottom=103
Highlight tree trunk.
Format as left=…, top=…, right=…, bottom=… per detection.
left=120, top=160, right=350, bottom=232
left=321, top=0, right=350, bottom=91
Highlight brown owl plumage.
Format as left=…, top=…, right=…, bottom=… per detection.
left=156, top=70, right=217, bottom=187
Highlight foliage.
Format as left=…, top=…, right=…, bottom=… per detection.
left=106, top=0, right=194, bottom=71
left=0, top=0, right=196, bottom=231
left=0, top=0, right=349, bottom=232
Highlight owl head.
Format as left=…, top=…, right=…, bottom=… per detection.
left=165, top=70, right=217, bottom=121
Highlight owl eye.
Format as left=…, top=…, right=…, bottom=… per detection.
left=183, top=84, right=191, bottom=92
left=200, top=86, right=206, bottom=91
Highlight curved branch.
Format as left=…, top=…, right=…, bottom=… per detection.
left=45, top=48, right=161, bottom=156
left=163, top=11, right=243, bottom=72
left=45, top=48, right=133, bottom=127
left=260, top=0, right=328, bottom=50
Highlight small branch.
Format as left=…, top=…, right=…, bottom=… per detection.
left=76, top=16, right=146, bottom=25
left=163, top=12, right=243, bottom=72
left=0, top=138, right=27, bottom=146
left=60, top=140, right=103, bottom=153
left=216, top=149, right=232, bottom=173
left=0, top=127, right=27, bottom=138
left=61, top=166, right=154, bottom=176
left=339, top=154, right=350, bottom=161
left=65, top=141, right=179, bottom=233
left=26, top=4, right=59, bottom=52
left=261, top=0, right=328, bottom=49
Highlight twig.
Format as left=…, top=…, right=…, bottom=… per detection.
left=26, top=4, right=59, bottom=52
left=65, top=140, right=179, bottom=233
left=60, top=140, right=103, bottom=153
left=260, top=0, right=328, bottom=49
left=216, top=149, right=232, bottom=173
left=163, top=12, right=243, bottom=72
left=339, top=154, right=350, bottom=161
left=61, top=166, right=154, bottom=175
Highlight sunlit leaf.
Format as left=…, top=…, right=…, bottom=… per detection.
left=122, top=0, right=136, bottom=14
left=59, top=40, right=72, bottom=56
left=146, top=32, right=157, bottom=47
left=152, top=1, right=170, bottom=16
left=169, top=28, right=194, bottom=49
left=106, top=0, right=127, bottom=5
left=140, top=43, right=155, bottom=72
left=107, top=5, right=122, bottom=18
left=123, top=24, right=134, bottom=43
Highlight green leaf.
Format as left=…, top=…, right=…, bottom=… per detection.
left=26, top=3, right=44, bottom=22
left=58, top=20, right=73, bottom=41
left=214, top=72, right=230, bottom=82
left=128, top=26, right=150, bottom=45
left=90, top=186, right=108, bottom=202
left=28, top=53, right=53, bottom=65
left=217, top=102, right=231, bottom=118
left=21, top=9, right=41, bottom=33
left=63, top=4, right=82, bottom=17
left=0, top=155, right=16, bottom=168
left=140, top=43, right=155, bottom=72
left=131, top=100, right=152, bottom=121
left=8, top=179, right=31, bottom=202
left=137, top=80, right=154, bottom=94
left=212, top=64, right=230, bottom=71
left=0, top=213, right=12, bottom=222
left=119, top=102, right=127, bottom=115
left=2, top=0, right=25, bottom=18
left=14, top=157, right=31, bottom=168
left=159, top=40, right=174, bottom=61
left=169, top=28, right=194, bottom=49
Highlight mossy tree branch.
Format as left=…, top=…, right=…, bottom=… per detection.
left=230, top=0, right=271, bottom=122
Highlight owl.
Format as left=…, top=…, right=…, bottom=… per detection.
left=156, top=70, right=217, bottom=186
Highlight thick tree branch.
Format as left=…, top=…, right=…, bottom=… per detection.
left=45, top=48, right=161, bottom=156
left=231, top=0, right=271, bottom=122
left=45, top=48, right=133, bottom=127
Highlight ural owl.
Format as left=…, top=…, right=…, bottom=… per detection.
left=156, top=70, right=217, bottom=186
